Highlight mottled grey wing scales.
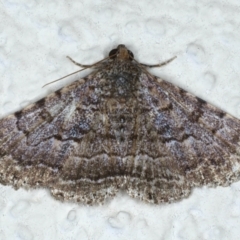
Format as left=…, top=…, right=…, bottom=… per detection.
left=0, top=74, right=120, bottom=204
left=1, top=50, right=240, bottom=205
left=133, top=75, right=240, bottom=203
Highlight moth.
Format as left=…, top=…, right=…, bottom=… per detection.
left=0, top=44, right=240, bottom=205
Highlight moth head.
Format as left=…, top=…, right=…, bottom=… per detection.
left=109, top=44, right=134, bottom=61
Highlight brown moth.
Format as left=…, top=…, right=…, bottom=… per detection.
left=0, top=44, right=240, bottom=205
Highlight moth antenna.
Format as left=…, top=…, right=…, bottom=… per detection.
left=42, top=54, right=115, bottom=88
left=133, top=56, right=177, bottom=68
left=42, top=68, right=88, bottom=88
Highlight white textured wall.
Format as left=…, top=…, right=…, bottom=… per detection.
left=1, top=0, right=240, bottom=239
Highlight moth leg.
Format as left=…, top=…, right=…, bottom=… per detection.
left=66, top=56, right=94, bottom=68
left=140, top=56, right=177, bottom=68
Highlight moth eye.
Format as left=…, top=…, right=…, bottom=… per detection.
left=109, top=49, right=118, bottom=59
left=128, top=50, right=134, bottom=60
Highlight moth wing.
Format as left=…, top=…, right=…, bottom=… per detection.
left=128, top=74, right=240, bottom=203
left=0, top=75, right=120, bottom=204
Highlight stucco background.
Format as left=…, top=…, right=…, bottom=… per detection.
left=1, top=0, right=240, bottom=239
